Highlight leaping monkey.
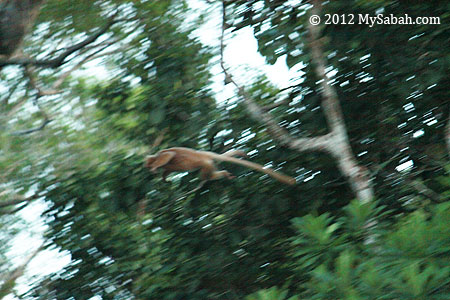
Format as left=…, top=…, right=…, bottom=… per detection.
left=145, top=147, right=296, bottom=185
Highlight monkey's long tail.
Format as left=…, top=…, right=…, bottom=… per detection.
left=206, top=152, right=296, bottom=185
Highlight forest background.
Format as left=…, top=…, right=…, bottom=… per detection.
left=0, top=0, right=449, bottom=299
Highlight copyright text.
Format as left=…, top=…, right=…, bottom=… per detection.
left=309, top=14, right=441, bottom=27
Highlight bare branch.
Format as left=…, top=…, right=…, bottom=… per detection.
left=4, top=20, right=125, bottom=136
left=51, top=42, right=119, bottom=90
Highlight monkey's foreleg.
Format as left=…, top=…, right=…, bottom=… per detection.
left=149, top=151, right=175, bottom=172
left=210, top=170, right=235, bottom=180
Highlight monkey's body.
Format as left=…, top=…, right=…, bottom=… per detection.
left=157, top=147, right=219, bottom=172
left=145, top=147, right=295, bottom=185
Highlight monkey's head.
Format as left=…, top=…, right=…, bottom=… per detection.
left=145, top=155, right=157, bottom=170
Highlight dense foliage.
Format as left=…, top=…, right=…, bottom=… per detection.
left=0, top=0, right=448, bottom=299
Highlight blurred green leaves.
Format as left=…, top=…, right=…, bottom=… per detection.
left=0, top=0, right=449, bottom=299
left=288, top=199, right=450, bottom=300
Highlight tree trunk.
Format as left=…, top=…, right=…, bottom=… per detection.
left=307, top=0, right=374, bottom=202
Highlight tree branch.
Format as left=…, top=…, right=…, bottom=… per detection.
left=220, top=0, right=374, bottom=202
left=306, top=0, right=373, bottom=202
left=0, top=203, right=29, bottom=216
left=6, top=25, right=123, bottom=136
left=0, top=13, right=118, bottom=68
left=0, top=193, right=40, bottom=209
left=409, top=178, right=442, bottom=202
left=220, top=1, right=330, bottom=153
left=307, top=8, right=347, bottom=136
left=51, top=42, right=120, bottom=90
left=278, top=84, right=302, bottom=93
left=10, top=67, right=52, bottom=135
left=11, top=117, right=51, bottom=136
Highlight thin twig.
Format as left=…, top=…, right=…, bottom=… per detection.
left=0, top=81, right=21, bottom=106
left=10, top=67, right=52, bottom=135
left=11, top=117, right=51, bottom=136
left=278, top=84, right=302, bottom=93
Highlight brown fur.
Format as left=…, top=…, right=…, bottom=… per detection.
left=145, top=147, right=295, bottom=185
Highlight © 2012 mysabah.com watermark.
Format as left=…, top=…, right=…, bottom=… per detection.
left=309, top=14, right=441, bottom=27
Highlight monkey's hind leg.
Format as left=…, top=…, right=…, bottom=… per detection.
left=200, top=161, right=235, bottom=181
